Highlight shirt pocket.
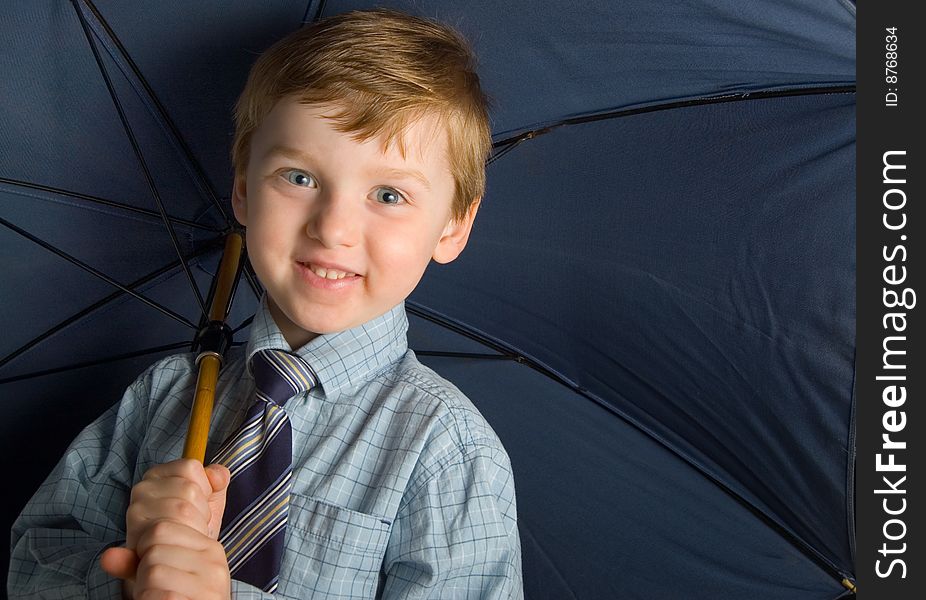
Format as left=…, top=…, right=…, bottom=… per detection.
left=281, top=493, right=392, bottom=599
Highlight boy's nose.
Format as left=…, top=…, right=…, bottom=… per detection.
left=305, top=191, right=361, bottom=248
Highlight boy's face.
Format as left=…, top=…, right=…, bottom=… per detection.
left=233, top=98, right=478, bottom=349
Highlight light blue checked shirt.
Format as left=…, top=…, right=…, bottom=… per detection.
left=9, top=298, right=523, bottom=599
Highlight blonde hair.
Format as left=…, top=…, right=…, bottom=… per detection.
left=232, top=9, right=491, bottom=221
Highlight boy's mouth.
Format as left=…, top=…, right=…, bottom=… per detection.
left=298, top=261, right=358, bottom=280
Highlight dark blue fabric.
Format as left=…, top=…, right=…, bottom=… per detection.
left=321, top=0, right=855, bottom=138
left=413, top=92, right=856, bottom=578
left=412, top=347, right=841, bottom=599
left=0, top=1, right=856, bottom=597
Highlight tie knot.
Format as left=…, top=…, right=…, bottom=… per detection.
left=250, top=349, right=317, bottom=406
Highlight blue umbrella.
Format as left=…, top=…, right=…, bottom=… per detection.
left=0, top=1, right=856, bottom=597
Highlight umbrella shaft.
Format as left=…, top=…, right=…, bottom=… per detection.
left=183, top=354, right=221, bottom=462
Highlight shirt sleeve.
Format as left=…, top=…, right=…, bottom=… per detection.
left=8, top=368, right=155, bottom=599
left=380, top=442, right=524, bottom=600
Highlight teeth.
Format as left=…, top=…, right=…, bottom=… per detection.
left=308, top=264, right=354, bottom=280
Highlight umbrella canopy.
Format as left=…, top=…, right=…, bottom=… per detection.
left=1, top=1, right=856, bottom=598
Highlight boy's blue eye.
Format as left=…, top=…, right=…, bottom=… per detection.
left=375, top=188, right=404, bottom=205
left=284, top=170, right=316, bottom=187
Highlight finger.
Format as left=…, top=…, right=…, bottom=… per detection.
left=135, top=544, right=230, bottom=600
left=131, top=477, right=211, bottom=516
left=135, top=519, right=214, bottom=558
left=137, top=591, right=192, bottom=600
left=130, top=480, right=212, bottom=518
left=134, top=474, right=209, bottom=501
left=126, top=494, right=210, bottom=542
left=129, top=478, right=212, bottom=525
left=139, top=542, right=226, bottom=574
left=203, top=464, right=230, bottom=539
left=143, top=459, right=213, bottom=496
left=135, top=562, right=227, bottom=600
left=99, top=546, right=139, bottom=580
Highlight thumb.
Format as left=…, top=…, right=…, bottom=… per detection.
left=99, top=546, right=139, bottom=581
left=204, top=463, right=230, bottom=539
left=205, top=463, right=231, bottom=493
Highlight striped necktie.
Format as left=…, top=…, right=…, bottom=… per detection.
left=211, top=348, right=317, bottom=593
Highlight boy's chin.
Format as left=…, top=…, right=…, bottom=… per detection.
left=269, top=303, right=358, bottom=348
left=267, top=294, right=402, bottom=347
left=264, top=298, right=318, bottom=348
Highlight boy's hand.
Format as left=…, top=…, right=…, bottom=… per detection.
left=100, top=459, right=231, bottom=598
left=109, top=519, right=231, bottom=600
left=126, top=459, right=230, bottom=544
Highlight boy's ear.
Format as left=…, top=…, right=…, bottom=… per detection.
left=432, top=198, right=481, bottom=264
left=231, top=174, right=248, bottom=226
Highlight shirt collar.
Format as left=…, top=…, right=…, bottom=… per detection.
left=245, top=296, right=408, bottom=397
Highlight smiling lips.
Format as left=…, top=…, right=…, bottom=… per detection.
left=298, top=261, right=358, bottom=281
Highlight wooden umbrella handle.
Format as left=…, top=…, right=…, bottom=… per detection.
left=184, top=355, right=222, bottom=462
left=183, top=232, right=245, bottom=462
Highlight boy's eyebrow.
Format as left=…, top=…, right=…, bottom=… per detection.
left=264, top=145, right=432, bottom=191
left=262, top=145, right=315, bottom=163
left=374, top=167, right=432, bottom=192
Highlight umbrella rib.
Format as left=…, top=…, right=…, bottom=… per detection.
left=231, top=315, right=255, bottom=335
left=0, top=217, right=197, bottom=331
left=0, top=340, right=246, bottom=385
left=0, top=342, right=190, bottom=384
left=224, top=271, right=263, bottom=336
left=242, top=262, right=265, bottom=300
left=516, top=522, right=580, bottom=600
left=72, top=0, right=208, bottom=321
left=306, top=0, right=328, bottom=23
left=414, top=351, right=511, bottom=361
left=487, top=137, right=527, bottom=166
left=0, top=242, right=218, bottom=371
left=406, top=301, right=853, bottom=586
left=405, top=303, right=524, bottom=360
left=491, top=85, right=857, bottom=150
left=0, top=176, right=221, bottom=233
left=77, top=0, right=231, bottom=225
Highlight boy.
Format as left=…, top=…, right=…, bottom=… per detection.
left=9, top=9, right=522, bottom=599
